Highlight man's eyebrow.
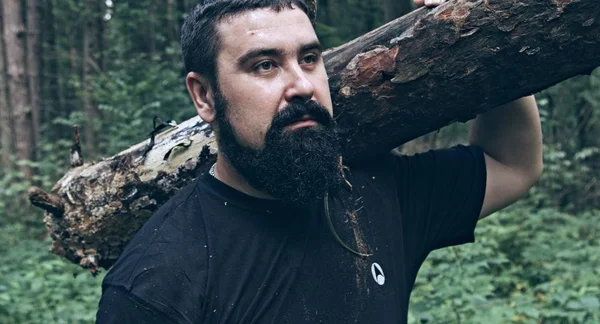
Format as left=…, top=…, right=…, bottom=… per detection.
left=299, top=41, right=322, bottom=54
left=237, top=48, right=284, bottom=67
left=236, top=41, right=323, bottom=67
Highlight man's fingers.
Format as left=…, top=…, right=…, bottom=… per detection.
left=425, top=0, right=447, bottom=7
left=415, top=0, right=447, bottom=8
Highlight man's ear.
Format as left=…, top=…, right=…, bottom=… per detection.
left=186, top=72, right=217, bottom=123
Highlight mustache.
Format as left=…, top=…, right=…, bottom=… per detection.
left=269, top=100, right=333, bottom=131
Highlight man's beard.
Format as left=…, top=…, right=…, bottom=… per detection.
left=213, top=90, right=342, bottom=206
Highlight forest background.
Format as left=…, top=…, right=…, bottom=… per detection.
left=0, top=0, right=599, bottom=323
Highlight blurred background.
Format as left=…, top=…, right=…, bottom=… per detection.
left=0, top=0, right=599, bottom=323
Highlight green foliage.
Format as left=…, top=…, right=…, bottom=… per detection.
left=1, top=1, right=600, bottom=323
left=91, top=54, right=194, bottom=155
left=0, top=137, right=71, bottom=228
left=527, top=143, right=600, bottom=212
left=0, top=223, right=104, bottom=324
left=527, top=70, right=600, bottom=212
left=316, top=0, right=385, bottom=49
left=409, top=206, right=600, bottom=323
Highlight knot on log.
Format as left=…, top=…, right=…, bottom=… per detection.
left=28, top=186, right=65, bottom=218
left=340, top=45, right=401, bottom=97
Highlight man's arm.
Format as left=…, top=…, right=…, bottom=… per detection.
left=96, top=286, right=179, bottom=324
left=412, top=0, right=543, bottom=218
left=469, top=96, right=543, bottom=218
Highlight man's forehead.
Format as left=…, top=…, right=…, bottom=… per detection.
left=216, top=7, right=317, bottom=56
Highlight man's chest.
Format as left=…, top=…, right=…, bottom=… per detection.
left=200, top=197, right=410, bottom=324
left=277, top=228, right=407, bottom=324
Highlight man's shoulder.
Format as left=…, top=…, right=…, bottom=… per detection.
left=351, top=146, right=483, bottom=174
left=349, top=152, right=397, bottom=171
left=102, top=177, right=209, bottom=297
left=347, top=152, right=399, bottom=184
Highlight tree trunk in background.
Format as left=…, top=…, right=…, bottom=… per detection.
left=3, top=0, right=33, bottom=180
left=81, top=20, right=95, bottom=155
left=26, top=0, right=40, bottom=161
left=0, top=7, right=13, bottom=171
left=96, top=1, right=106, bottom=72
left=167, top=0, right=178, bottom=44
left=40, top=0, right=61, bottom=131
left=383, top=0, right=413, bottom=22
left=148, top=0, right=158, bottom=54
left=81, top=0, right=103, bottom=157
left=362, top=1, right=379, bottom=32
left=176, top=0, right=188, bottom=32
left=63, top=7, right=79, bottom=141
left=320, top=0, right=333, bottom=26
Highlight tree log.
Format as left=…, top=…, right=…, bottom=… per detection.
left=32, top=0, right=600, bottom=274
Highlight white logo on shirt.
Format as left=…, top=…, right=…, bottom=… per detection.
left=371, top=262, right=385, bottom=285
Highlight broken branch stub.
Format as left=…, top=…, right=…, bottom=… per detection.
left=28, top=187, right=65, bottom=218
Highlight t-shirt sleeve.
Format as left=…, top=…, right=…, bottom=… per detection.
left=395, top=145, right=487, bottom=253
left=96, top=182, right=208, bottom=324
left=96, top=285, right=179, bottom=324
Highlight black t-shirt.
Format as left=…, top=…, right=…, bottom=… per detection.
left=96, top=145, right=486, bottom=324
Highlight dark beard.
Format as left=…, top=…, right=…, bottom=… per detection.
left=213, top=91, right=342, bottom=206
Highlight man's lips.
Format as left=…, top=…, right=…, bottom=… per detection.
left=287, top=120, right=317, bottom=130
left=285, top=114, right=318, bottom=130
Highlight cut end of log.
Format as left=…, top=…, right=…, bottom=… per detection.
left=28, top=186, right=65, bottom=218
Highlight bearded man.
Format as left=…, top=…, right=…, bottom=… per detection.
left=96, top=0, right=543, bottom=323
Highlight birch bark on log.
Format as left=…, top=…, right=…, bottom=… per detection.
left=31, top=0, right=600, bottom=273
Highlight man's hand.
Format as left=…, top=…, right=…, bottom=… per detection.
left=414, top=0, right=448, bottom=8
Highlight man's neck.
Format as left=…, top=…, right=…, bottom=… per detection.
left=212, top=153, right=275, bottom=200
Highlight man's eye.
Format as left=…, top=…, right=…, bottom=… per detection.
left=255, top=61, right=274, bottom=72
left=301, top=54, right=318, bottom=65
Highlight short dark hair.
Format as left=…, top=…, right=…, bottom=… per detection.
left=181, top=0, right=310, bottom=85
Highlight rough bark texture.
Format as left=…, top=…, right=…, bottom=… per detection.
left=3, top=0, right=34, bottom=180
left=32, top=0, right=600, bottom=273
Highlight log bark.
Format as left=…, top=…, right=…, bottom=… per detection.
left=32, top=0, right=600, bottom=274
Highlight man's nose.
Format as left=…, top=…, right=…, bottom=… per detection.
left=283, top=64, right=315, bottom=103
